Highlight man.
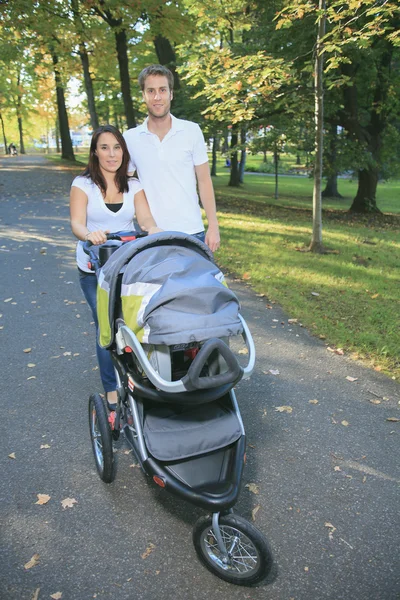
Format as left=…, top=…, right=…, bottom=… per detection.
left=123, top=64, right=220, bottom=252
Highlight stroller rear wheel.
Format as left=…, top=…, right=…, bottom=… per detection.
left=193, top=513, right=273, bottom=586
left=88, top=393, right=115, bottom=483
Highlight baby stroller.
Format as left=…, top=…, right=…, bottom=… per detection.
left=84, top=231, right=273, bottom=586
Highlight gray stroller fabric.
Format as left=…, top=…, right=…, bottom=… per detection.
left=97, top=231, right=243, bottom=348
left=143, top=401, right=242, bottom=461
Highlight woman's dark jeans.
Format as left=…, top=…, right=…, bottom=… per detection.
left=79, top=271, right=117, bottom=393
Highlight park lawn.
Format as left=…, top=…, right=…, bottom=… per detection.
left=212, top=166, right=400, bottom=215
left=210, top=174, right=400, bottom=379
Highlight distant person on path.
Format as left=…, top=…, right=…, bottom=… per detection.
left=8, top=143, right=17, bottom=156
left=123, top=64, right=220, bottom=252
left=69, top=124, right=161, bottom=410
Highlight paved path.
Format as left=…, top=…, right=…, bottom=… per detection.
left=0, top=155, right=399, bottom=600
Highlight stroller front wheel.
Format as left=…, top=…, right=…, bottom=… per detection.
left=193, top=514, right=273, bottom=586
left=88, top=393, right=115, bottom=483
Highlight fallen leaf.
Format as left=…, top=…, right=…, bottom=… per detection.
left=50, top=593, right=63, bottom=599
left=369, top=399, right=381, bottom=405
left=32, top=588, right=40, bottom=600
left=23, top=348, right=32, bottom=353
left=370, top=293, right=379, bottom=299
left=129, top=463, right=139, bottom=468
left=4, top=298, right=13, bottom=303
left=269, top=369, right=280, bottom=375
left=335, top=348, right=344, bottom=355
left=8, top=452, right=16, bottom=459
left=325, top=522, right=336, bottom=531
left=309, top=399, right=319, bottom=405
left=346, top=376, right=358, bottom=382
left=27, top=376, right=36, bottom=380
left=24, top=554, right=40, bottom=570
left=40, top=444, right=51, bottom=449
left=311, top=292, right=320, bottom=297
left=341, top=420, right=349, bottom=427
left=61, top=497, right=77, bottom=509
left=238, top=348, right=249, bottom=355
left=35, top=494, right=51, bottom=505
left=275, top=406, right=293, bottom=413
left=304, top=566, right=309, bottom=572
left=266, top=304, right=273, bottom=309
left=252, top=504, right=261, bottom=521
left=386, top=417, right=399, bottom=422
left=245, top=483, right=260, bottom=495
left=242, top=272, right=251, bottom=280
left=288, top=318, right=298, bottom=324
left=141, top=543, right=156, bottom=559
left=27, top=363, right=36, bottom=368
left=334, top=466, right=341, bottom=471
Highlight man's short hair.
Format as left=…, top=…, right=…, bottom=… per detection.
left=138, top=64, right=174, bottom=91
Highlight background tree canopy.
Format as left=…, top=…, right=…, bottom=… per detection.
left=0, top=0, right=399, bottom=212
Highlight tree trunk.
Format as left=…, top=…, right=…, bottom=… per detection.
left=153, top=34, right=180, bottom=90
left=70, top=0, right=99, bottom=131
left=51, top=51, right=75, bottom=161
left=16, top=73, right=25, bottom=154
left=79, top=44, right=99, bottom=131
left=309, top=0, right=326, bottom=253
left=349, top=168, right=381, bottom=213
left=322, top=123, right=342, bottom=198
left=17, top=116, right=25, bottom=154
left=211, top=136, right=218, bottom=176
left=274, top=146, right=279, bottom=199
left=115, top=29, right=136, bottom=129
left=239, top=127, right=246, bottom=183
left=55, top=118, right=60, bottom=153
left=0, top=111, right=8, bottom=154
left=322, top=173, right=343, bottom=198
left=221, top=131, right=229, bottom=154
left=228, top=128, right=240, bottom=187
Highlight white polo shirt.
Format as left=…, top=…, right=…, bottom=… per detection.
left=123, top=115, right=208, bottom=234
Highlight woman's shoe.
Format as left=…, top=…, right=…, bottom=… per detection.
left=106, top=392, right=117, bottom=412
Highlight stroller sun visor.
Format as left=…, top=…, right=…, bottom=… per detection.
left=96, top=232, right=243, bottom=348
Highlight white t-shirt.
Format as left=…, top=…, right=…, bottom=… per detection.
left=71, top=175, right=142, bottom=272
left=123, top=115, right=208, bottom=234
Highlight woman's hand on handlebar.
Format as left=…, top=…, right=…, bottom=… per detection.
left=85, top=229, right=110, bottom=245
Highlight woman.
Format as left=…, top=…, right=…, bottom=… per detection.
left=70, top=124, right=161, bottom=410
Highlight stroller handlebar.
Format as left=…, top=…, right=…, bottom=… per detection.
left=115, top=316, right=255, bottom=394
left=82, top=230, right=147, bottom=273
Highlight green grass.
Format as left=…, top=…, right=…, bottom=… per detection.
left=213, top=162, right=400, bottom=215
left=210, top=166, right=400, bottom=378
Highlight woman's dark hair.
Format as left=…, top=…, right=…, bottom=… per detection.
left=82, top=125, right=130, bottom=196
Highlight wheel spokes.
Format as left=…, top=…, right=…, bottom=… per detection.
left=203, top=526, right=259, bottom=575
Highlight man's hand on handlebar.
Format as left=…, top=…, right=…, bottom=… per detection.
left=85, top=230, right=110, bottom=245
left=148, top=226, right=163, bottom=235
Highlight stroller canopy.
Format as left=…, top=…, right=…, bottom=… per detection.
left=97, top=232, right=243, bottom=348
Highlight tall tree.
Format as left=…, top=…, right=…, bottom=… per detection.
left=89, top=1, right=137, bottom=128
left=309, top=0, right=326, bottom=252
left=70, top=0, right=99, bottom=130
left=276, top=0, right=400, bottom=213
left=51, top=46, right=75, bottom=160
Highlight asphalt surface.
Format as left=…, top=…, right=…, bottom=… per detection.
left=0, top=155, right=399, bottom=600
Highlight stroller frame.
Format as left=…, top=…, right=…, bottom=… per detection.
left=86, top=232, right=273, bottom=586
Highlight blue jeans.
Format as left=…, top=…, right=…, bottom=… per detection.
left=192, top=231, right=206, bottom=243
left=79, top=271, right=117, bottom=393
